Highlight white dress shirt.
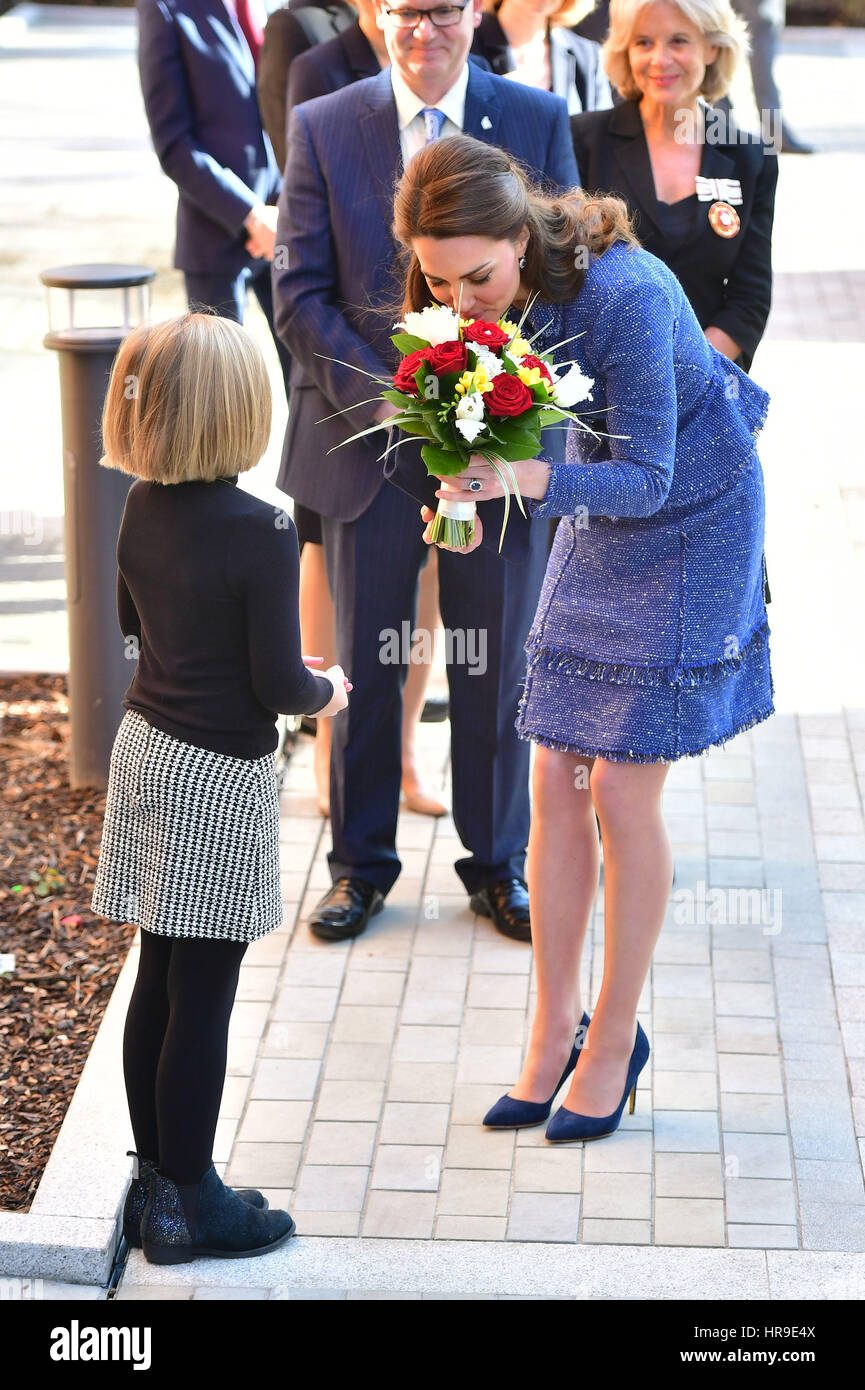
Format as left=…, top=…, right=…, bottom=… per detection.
left=390, top=62, right=470, bottom=167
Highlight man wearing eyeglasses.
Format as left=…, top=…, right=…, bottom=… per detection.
left=273, top=0, right=579, bottom=944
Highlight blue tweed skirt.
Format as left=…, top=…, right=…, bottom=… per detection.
left=515, top=447, right=774, bottom=763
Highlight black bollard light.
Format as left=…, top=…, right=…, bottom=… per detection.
left=41, top=264, right=156, bottom=790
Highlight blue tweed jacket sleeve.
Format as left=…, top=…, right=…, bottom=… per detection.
left=528, top=270, right=679, bottom=520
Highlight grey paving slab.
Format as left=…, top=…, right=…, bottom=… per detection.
left=362, top=1192, right=437, bottom=1239
left=653, top=1111, right=721, bottom=1153
left=237, top=1102, right=313, bottom=1144
left=225, top=1144, right=301, bottom=1189
left=513, top=1148, right=583, bottom=1194
left=506, top=1193, right=580, bottom=1243
left=292, top=1167, right=369, bottom=1213
left=583, top=1173, right=652, bottom=1221
left=654, top=1198, right=726, bottom=1247
left=305, top=1122, right=377, bottom=1167
left=728, top=1226, right=799, bottom=1249
left=655, top=1153, right=724, bottom=1199
left=380, top=1102, right=450, bottom=1146
left=370, top=1145, right=443, bottom=1192
left=437, top=1170, right=510, bottom=1218
left=725, top=1178, right=797, bottom=1225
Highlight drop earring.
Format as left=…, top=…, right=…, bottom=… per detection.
left=518, top=254, right=527, bottom=270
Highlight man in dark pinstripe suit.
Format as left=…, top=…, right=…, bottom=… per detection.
left=273, top=0, right=579, bottom=942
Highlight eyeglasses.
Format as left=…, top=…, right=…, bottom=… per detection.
left=380, top=1, right=471, bottom=28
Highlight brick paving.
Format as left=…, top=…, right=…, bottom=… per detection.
left=1, top=5, right=864, bottom=1296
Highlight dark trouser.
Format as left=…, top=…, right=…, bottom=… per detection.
left=730, top=0, right=783, bottom=118
left=123, top=932, right=247, bottom=1185
left=319, top=479, right=550, bottom=897
left=184, top=263, right=292, bottom=399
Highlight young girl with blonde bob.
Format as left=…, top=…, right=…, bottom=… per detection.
left=92, top=313, right=350, bottom=1262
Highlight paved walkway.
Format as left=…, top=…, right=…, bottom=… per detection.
left=1, top=5, right=864, bottom=1298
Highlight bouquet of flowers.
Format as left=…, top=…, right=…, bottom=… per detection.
left=326, top=301, right=598, bottom=552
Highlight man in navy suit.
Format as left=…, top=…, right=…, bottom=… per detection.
left=137, top=0, right=292, bottom=389
left=273, top=0, right=579, bottom=942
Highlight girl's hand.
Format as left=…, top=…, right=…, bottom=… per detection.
left=433, top=454, right=551, bottom=504
left=420, top=504, right=483, bottom=555
left=303, top=655, right=324, bottom=667
left=316, top=663, right=352, bottom=718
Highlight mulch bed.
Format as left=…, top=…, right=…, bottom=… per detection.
left=0, top=674, right=136, bottom=1213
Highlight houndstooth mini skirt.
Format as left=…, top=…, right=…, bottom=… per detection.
left=90, top=709, right=282, bottom=942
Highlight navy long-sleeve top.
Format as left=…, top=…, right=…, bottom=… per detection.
left=116, top=476, right=334, bottom=758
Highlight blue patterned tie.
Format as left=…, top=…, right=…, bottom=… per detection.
left=422, top=107, right=445, bottom=143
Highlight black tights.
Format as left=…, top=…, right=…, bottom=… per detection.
left=123, top=931, right=247, bottom=1184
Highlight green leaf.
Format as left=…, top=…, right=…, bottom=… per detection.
left=394, top=418, right=436, bottom=437
left=381, top=388, right=416, bottom=409
left=493, top=428, right=542, bottom=460
left=421, top=443, right=463, bottom=476
left=538, top=407, right=570, bottom=426
left=391, top=333, right=430, bottom=354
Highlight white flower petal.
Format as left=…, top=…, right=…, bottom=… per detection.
left=455, top=393, right=485, bottom=422
left=398, top=307, right=461, bottom=348
left=552, top=364, right=594, bottom=409
left=470, top=345, right=505, bottom=378
left=455, top=418, right=486, bottom=443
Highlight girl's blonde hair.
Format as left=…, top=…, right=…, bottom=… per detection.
left=602, top=0, right=749, bottom=103
left=100, top=312, right=271, bottom=483
left=481, top=0, right=600, bottom=28
left=393, top=133, right=639, bottom=315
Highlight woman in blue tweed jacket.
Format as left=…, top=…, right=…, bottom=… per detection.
left=394, top=133, right=774, bottom=1142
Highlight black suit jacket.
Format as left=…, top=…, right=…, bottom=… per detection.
left=287, top=19, right=380, bottom=109
left=571, top=99, right=779, bottom=370
left=259, top=1, right=356, bottom=169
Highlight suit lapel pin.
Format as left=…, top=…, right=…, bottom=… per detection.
left=707, top=200, right=741, bottom=238
left=480, top=115, right=492, bottom=130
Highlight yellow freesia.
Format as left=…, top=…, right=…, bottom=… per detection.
left=498, top=318, right=531, bottom=357
left=456, top=366, right=493, bottom=395
left=517, top=365, right=543, bottom=388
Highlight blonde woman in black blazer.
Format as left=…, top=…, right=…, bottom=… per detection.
left=571, top=0, right=778, bottom=374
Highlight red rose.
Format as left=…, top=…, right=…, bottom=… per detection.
left=394, top=348, right=432, bottom=395
left=485, top=374, right=533, bottom=417
left=519, top=354, right=553, bottom=385
left=463, top=320, right=510, bottom=348
left=428, top=340, right=468, bottom=376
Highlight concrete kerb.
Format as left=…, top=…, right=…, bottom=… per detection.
left=0, top=936, right=138, bottom=1285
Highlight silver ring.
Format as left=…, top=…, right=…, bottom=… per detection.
left=468, top=479, right=483, bottom=492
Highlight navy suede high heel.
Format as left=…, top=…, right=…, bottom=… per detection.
left=545, top=1021, right=650, bottom=1143
left=482, top=1012, right=591, bottom=1129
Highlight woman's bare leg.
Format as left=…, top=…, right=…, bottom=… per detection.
left=559, top=757, right=673, bottom=1117
left=507, top=745, right=600, bottom=1101
left=401, top=547, right=446, bottom=814
left=298, top=541, right=336, bottom=813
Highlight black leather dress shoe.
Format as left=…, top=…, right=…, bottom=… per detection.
left=420, top=694, right=450, bottom=723
left=309, top=876, right=385, bottom=942
left=469, top=877, right=531, bottom=943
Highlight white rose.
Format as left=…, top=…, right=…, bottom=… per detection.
left=551, top=364, right=594, bottom=409
left=396, top=306, right=461, bottom=347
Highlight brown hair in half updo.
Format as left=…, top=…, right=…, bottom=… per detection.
left=392, top=134, right=639, bottom=317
